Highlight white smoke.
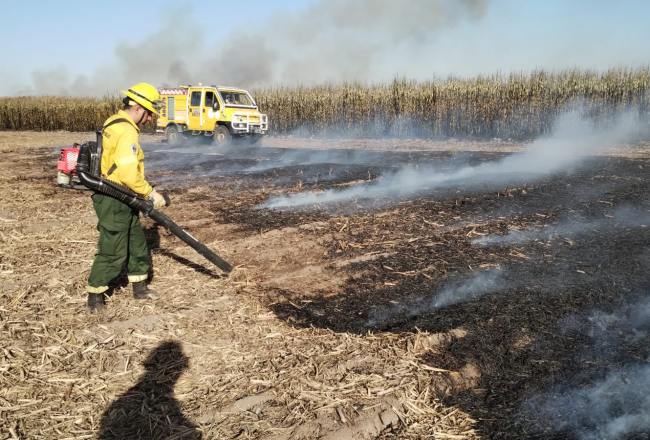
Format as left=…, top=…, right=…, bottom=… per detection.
left=473, top=205, right=650, bottom=247
left=262, top=109, right=648, bottom=210
left=366, top=269, right=502, bottom=328
left=243, top=149, right=380, bottom=173
left=145, top=141, right=388, bottom=184
left=524, top=294, right=650, bottom=439
left=526, top=364, right=650, bottom=440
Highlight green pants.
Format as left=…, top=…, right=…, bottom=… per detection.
left=87, top=194, right=150, bottom=293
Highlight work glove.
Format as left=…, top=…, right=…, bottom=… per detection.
left=149, top=189, right=167, bottom=209
left=161, top=191, right=172, bottom=207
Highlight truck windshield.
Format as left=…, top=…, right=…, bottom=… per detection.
left=219, top=91, right=255, bottom=107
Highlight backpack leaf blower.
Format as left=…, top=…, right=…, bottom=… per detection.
left=75, top=133, right=232, bottom=274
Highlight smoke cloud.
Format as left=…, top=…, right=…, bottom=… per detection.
left=366, top=269, right=502, bottom=328
left=6, top=1, right=650, bottom=96
left=14, top=8, right=205, bottom=96
left=262, top=108, right=649, bottom=210
left=144, top=141, right=391, bottom=186
left=222, top=0, right=488, bottom=87
left=9, top=0, right=487, bottom=96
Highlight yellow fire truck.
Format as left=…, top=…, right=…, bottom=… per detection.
left=156, top=85, right=268, bottom=145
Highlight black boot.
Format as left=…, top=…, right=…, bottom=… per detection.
left=87, top=293, right=105, bottom=313
left=132, top=281, right=157, bottom=299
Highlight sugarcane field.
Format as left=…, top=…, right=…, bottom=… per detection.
left=3, top=1, right=650, bottom=440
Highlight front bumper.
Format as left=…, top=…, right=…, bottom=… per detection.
left=231, top=113, right=268, bottom=134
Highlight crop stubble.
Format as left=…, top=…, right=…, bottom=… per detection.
left=0, top=131, right=648, bottom=439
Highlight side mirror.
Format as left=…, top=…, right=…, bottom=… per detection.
left=213, top=102, right=219, bottom=110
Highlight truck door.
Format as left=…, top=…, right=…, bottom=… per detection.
left=204, top=90, right=219, bottom=130
left=187, top=88, right=203, bottom=130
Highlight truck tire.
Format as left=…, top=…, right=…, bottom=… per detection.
left=165, top=125, right=181, bottom=146
left=213, top=125, right=232, bottom=145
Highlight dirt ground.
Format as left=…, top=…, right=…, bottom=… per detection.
left=1, top=131, right=649, bottom=439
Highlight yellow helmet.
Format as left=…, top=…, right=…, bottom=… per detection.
left=122, top=82, right=162, bottom=115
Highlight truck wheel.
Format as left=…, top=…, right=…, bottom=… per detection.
left=213, top=125, right=232, bottom=145
left=166, top=125, right=181, bottom=146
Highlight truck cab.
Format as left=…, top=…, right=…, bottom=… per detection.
left=157, top=85, right=268, bottom=145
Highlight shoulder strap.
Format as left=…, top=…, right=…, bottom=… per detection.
left=102, top=117, right=131, bottom=131
left=102, top=117, right=132, bottom=176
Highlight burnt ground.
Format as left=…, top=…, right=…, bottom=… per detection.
left=1, top=131, right=649, bottom=439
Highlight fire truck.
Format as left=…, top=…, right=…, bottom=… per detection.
left=157, top=85, right=268, bottom=145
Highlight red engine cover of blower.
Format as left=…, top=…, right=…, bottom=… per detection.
left=57, top=145, right=80, bottom=174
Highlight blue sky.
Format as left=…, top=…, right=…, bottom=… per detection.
left=3, top=0, right=301, bottom=77
left=2, top=0, right=649, bottom=96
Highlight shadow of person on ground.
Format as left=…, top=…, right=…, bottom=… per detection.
left=98, top=341, right=201, bottom=439
left=154, top=248, right=223, bottom=279
left=145, top=224, right=224, bottom=279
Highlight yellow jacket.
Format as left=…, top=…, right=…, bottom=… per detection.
left=101, top=110, right=153, bottom=196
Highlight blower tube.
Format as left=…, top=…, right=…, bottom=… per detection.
left=76, top=143, right=232, bottom=273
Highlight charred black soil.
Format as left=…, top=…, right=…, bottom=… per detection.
left=3, top=134, right=649, bottom=439
left=148, top=143, right=650, bottom=438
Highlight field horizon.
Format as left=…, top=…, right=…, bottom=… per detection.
left=2, top=67, right=648, bottom=140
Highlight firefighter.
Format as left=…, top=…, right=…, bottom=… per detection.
left=86, top=82, right=167, bottom=312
